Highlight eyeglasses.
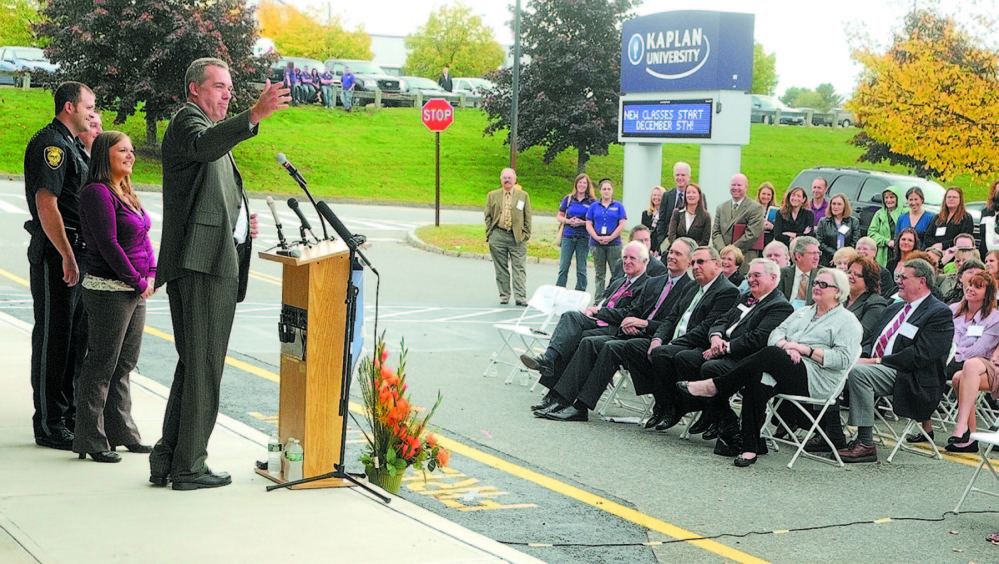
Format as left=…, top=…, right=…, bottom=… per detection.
left=895, top=274, right=914, bottom=282
left=691, top=259, right=715, bottom=265
left=813, top=280, right=833, bottom=289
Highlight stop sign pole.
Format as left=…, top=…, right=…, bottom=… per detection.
left=421, top=98, right=454, bottom=226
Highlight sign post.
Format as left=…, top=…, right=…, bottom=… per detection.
left=421, top=98, right=455, bottom=226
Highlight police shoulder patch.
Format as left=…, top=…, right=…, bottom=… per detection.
left=44, top=146, right=65, bottom=170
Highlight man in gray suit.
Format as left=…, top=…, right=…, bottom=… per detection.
left=711, top=173, right=764, bottom=273
left=149, top=58, right=289, bottom=490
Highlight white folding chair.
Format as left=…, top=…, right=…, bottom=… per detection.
left=954, top=431, right=999, bottom=513
left=762, top=366, right=853, bottom=469
left=596, top=369, right=655, bottom=417
left=884, top=344, right=957, bottom=462
left=524, top=289, right=592, bottom=390
left=482, top=285, right=564, bottom=383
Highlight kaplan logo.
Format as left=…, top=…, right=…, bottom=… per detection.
left=627, top=27, right=710, bottom=80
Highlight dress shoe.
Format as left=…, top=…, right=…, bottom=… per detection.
left=531, top=393, right=559, bottom=412
left=78, top=451, right=121, bottom=463
left=516, top=301, right=529, bottom=307
left=644, top=404, right=667, bottom=429
left=655, top=409, right=683, bottom=431
left=544, top=404, right=588, bottom=422
left=714, top=434, right=742, bottom=457
left=734, top=454, right=757, bottom=467
left=534, top=398, right=569, bottom=417
left=112, top=443, right=153, bottom=454
left=945, top=440, right=980, bottom=453
left=905, top=430, right=933, bottom=443
left=149, top=473, right=170, bottom=487
left=803, top=435, right=846, bottom=453
left=520, top=353, right=543, bottom=371
left=35, top=429, right=74, bottom=451
left=171, top=468, right=232, bottom=491
left=837, top=440, right=878, bottom=463
left=687, top=413, right=712, bottom=435
left=948, top=429, right=971, bottom=445
left=500, top=298, right=509, bottom=305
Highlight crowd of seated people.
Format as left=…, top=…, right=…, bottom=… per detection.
left=517, top=168, right=999, bottom=470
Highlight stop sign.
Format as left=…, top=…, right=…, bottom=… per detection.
left=422, top=98, right=454, bottom=132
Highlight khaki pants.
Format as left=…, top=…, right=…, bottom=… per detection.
left=489, top=229, right=527, bottom=302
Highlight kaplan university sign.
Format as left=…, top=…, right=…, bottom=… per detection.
left=621, top=11, right=754, bottom=93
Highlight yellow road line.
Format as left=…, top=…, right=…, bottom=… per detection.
left=0, top=268, right=29, bottom=287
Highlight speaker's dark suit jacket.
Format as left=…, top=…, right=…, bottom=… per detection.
left=863, top=294, right=954, bottom=420
left=778, top=264, right=818, bottom=306
left=150, top=102, right=258, bottom=480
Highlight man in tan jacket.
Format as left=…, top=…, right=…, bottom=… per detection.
left=485, top=168, right=532, bottom=305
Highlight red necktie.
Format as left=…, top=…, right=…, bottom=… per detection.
left=874, top=304, right=912, bottom=358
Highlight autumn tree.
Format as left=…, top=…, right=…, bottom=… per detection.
left=258, top=0, right=372, bottom=61
left=750, top=42, right=778, bottom=95
left=0, top=0, right=43, bottom=46
left=402, top=2, right=505, bottom=78
left=849, top=9, right=999, bottom=181
left=36, top=0, right=270, bottom=147
left=481, top=0, right=637, bottom=174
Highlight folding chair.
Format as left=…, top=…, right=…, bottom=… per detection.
left=596, top=369, right=654, bottom=417
left=482, top=285, right=564, bottom=382
left=954, top=431, right=999, bottom=513
left=884, top=344, right=957, bottom=462
left=524, top=289, right=593, bottom=390
left=762, top=366, right=853, bottom=468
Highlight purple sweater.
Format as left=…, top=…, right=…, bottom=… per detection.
left=79, top=182, right=156, bottom=293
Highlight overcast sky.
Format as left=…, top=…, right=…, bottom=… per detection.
left=282, top=0, right=982, bottom=98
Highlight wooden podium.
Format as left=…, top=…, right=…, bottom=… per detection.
left=256, top=240, right=355, bottom=489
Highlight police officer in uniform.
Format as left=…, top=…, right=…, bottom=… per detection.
left=23, top=81, right=96, bottom=450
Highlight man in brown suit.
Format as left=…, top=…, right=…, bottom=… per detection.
left=485, top=168, right=532, bottom=305
left=149, top=58, right=289, bottom=491
left=711, top=173, right=764, bottom=273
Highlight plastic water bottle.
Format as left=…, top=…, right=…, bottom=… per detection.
left=285, top=438, right=304, bottom=482
left=519, top=369, right=531, bottom=387
left=267, top=434, right=282, bottom=478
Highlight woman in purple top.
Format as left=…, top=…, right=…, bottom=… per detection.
left=556, top=173, right=596, bottom=291
left=73, top=131, right=156, bottom=463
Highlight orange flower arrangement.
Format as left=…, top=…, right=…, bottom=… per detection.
left=358, top=335, right=448, bottom=481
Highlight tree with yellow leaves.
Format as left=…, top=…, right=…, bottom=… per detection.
left=258, top=0, right=372, bottom=62
left=849, top=10, right=999, bottom=182
left=402, top=2, right=504, bottom=79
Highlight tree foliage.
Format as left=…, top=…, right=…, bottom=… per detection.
left=36, top=0, right=270, bottom=147
left=402, top=2, right=505, bottom=79
left=258, top=0, right=371, bottom=61
left=780, top=83, right=842, bottom=111
left=481, top=0, right=637, bottom=174
left=848, top=9, right=999, bottom=181
left=0, top=0, right=44, bottom=47
left=750, top=42, right=778, bottom=95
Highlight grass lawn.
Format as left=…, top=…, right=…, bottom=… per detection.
left=416, top=223, right=561, bottom=260
left=1, top=87, right=992, bottom=211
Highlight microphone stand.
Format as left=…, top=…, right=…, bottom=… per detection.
left=267, top=231, right=387, bottom=503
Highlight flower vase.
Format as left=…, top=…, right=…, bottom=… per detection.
left=365, top=465, right=406, bottom=494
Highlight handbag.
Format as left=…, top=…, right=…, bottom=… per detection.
left=554, top=221, right=565, bottom=246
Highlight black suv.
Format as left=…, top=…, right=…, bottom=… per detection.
left=323, top=59, right=407, bottom=107
left=787, top=167, right=982, bottom=236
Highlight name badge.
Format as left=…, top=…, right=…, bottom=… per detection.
left=516, top=200, right=525, bottom=211
left=898, top=322, right=918, bottom=339
left=968, top=325, right=985, bottom=337
left=601, top=226, right=607, bottom=235
left=737, top=303, right=750, bottom=312
left=935, top=226, right=946, bottom=237
left=838, top=225, right=850, bottom=235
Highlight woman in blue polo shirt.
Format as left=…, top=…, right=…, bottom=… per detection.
left=586, top=178, right=627, bottom=298
left=556, top=173, right=597, bottom=291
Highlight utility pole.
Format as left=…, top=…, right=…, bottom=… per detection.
left=509, top=0, right=522, bottom=171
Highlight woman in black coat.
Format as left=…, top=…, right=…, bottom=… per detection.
left=816, top=193, right=861, bottom=266
left=773, top=186, right=814, bottom=248
left=923, top=187, right=974, bottom=251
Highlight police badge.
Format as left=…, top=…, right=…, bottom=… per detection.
left=44, top=146, right=65, bottom=170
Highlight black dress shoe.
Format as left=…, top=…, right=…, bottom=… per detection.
left=714, top=434, right=742, bottom=457
left=516, top=301, right=529, bottom=307
left=112, top=443, right=154, bottom=454
left=655, top=409, right=683, bottom=432
left=171, top=468, right=232, bottom=491
left=905, top=430, right=934, bottom=443
left=688, top=413, right=712, bottom=435
left=706, top=417, right=740, bottom=442
left=78, top=451, right=121, bottom=463
left=945, top=440, right=980, bottom=453
left=544, top=404, right=588, bottom=422
left=644, top=404, right=666, bottom=429
left=36, top=429, right=74, bottom=451
left=531, top=393, right=559, bottom=412
left=948, top=429, right=971, bottom=445
left=150, top=473, right=170, bottom=487
left=534, top=398, right=569, bottom=418
left=701, top=423, right=721, bottom=441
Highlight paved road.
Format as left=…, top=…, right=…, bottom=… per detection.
left=2, top=179, right=998, bottom=564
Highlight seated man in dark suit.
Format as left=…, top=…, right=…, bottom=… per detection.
left=670, top=258, right=794, bottom=439
left=837, top=258, right=955, bottom=463
left=520, top=241, right=651, bottom=390
left=541, top=247, right=739, bottom=423
left=779, top=236, right=821, bottom=308
left=531, top=238, right=697, bottom=419
left=610, top=225, right=668, bottom=281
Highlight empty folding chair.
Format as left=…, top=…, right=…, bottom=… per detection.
left=483, top=285, right=564, bottom=382
left=954, top=431, right=999, bottom=513
left=596, top=369, right=654, bottom=418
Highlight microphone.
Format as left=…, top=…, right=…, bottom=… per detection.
left=317, top=201, right=378, bottom=275
left=265, top=196, right=289, bottom=249
left=275, top=153, right=307, bottom=189
left=287, top=198, right=313, bottom=232
left=276, top=248, right=302, bottom=258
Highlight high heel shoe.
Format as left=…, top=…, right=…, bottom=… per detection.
left=78, top=451, right=122, bottom=463
left=112, top=444, right=153, bottom=454
left=948, top=429, right=971, bottom=445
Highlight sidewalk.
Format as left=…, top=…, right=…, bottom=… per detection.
left=0, top=314, right=546, bottom=564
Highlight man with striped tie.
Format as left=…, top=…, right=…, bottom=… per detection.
left=838, top=259, right=954, bottom=463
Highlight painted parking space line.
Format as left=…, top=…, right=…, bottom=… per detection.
left=0, top=198, right=27, bottom=214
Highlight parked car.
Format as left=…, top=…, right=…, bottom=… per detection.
left=750, top=95, right=804, bottom=125
left=324, top=59, right=408, bottom=107
left=810, top=107, right=856, bottom=127
left=787, top=167, right=982, bottom=238
left=0, top=46, right=58, bottom=87
left=399, top=76, right=457, bottom=105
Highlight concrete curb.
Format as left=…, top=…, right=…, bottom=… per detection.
left=404, top=229, right=560, bottom=266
